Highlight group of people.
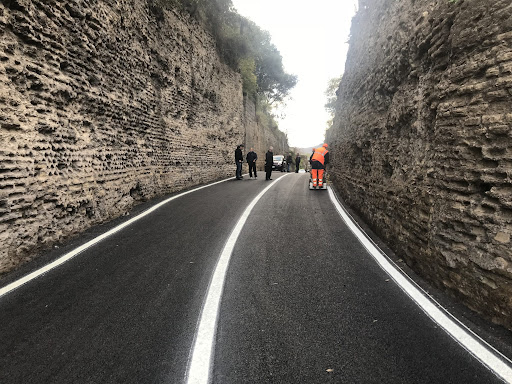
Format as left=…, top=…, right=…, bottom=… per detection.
left=285, top=153, right=302, bottom=173
left=235, top=145, right=276, bottom=180
left=234, top=144, right=329, bottom=186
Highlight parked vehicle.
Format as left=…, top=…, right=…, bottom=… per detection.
left=272, top=155, right=286, bottom=172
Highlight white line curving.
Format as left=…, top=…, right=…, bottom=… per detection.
left=186, top=174, right=289, bottom=384
left=327, top=186, right=512, bottom=384
left=0, top=176, right=240, bottom=298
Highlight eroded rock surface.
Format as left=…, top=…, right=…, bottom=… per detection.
left=0, top=0, right=287, bottom=273
left=329, top=0, right=512, bottom=328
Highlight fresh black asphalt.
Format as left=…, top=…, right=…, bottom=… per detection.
left=0, top=173, right=507, bottom=383
left=213, top=175, right=503, bottom=383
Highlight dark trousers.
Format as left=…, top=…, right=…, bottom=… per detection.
left=311, top=160, right=324, bottom=170
left=248, top=162, right=257, bottom=177
left=265, top=166, right=272, bottom=180
left=236, top=161, right=242, bottom=179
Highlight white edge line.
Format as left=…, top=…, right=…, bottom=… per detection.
left=186, top=174, right=289, bottom=384
left=330, top=187, right=512, bottom=367
left=0, top=176, right=238, bottom=298
left=327, top=186, right=512, bottom=383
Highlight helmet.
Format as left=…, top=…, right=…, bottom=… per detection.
left=323, top=143, right=328, bottom=148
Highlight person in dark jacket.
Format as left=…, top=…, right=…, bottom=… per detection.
left=286, top=153, right=293, bottom=172
left=246, top=147, right=258, bottom=179
left=235, top=144, right=244, bottom=180
left=295, top=154, right=301, bottom=173
left=265, top=146, right=274, bottom=180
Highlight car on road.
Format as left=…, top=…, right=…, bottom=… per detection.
left=272, top=155, right=286, bottom=172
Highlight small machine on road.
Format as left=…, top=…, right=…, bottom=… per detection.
left=308, top=170, right=327, bottom=190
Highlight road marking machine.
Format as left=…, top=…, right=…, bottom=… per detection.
left=308, top=170, right=328, bottom=190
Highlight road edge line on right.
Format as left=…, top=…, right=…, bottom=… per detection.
left=327, top=186, right=512, bottom=384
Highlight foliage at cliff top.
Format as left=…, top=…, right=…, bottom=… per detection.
left=324, top=75, right=342, bottom=129
left=155, top=0, right=297, bottom=107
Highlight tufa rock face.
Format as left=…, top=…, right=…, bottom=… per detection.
left=0, top=1, right=286, bottom=273
left=244, top=96, right=289, bottom=165
left=328, top=0, right=512, bottom=328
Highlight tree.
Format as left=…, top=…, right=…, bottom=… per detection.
left=238, top=57, right=257, bottom=98
left=324, top=75, right=342, bottom=127
left=241, top=20, right=297, bottom=105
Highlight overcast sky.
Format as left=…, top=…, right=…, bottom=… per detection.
left=231, top=0, right=359, bottom=148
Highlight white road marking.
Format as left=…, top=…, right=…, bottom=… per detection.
left=186, top=175, right=289, bottom=384
left=327, top=186, right=512, bottom=383
left=0, top=176, right=239, bottom=298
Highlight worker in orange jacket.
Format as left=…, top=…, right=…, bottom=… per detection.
left=309, top=143, right=329, bottom=188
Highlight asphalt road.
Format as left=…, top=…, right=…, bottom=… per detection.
left=0, top=173, right=508, bottom=383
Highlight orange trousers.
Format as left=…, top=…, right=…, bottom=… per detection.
left=311, top=169, right=325, bottom=187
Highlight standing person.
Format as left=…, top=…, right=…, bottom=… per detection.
left=309, top=143, right=329, bottom=188
left=286, top=153, right=293, bottom=172
left=246, top=147, right=258, bottom=179
left=235, top=144, right=244, bottom=180
left=265, top=146, right=274, bottom=180
left=295, top=153, right=301, bottom=173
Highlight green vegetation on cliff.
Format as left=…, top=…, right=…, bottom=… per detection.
left=155, top=0, right=297, bottom=125
left=324, top=75, right=342, bottom=128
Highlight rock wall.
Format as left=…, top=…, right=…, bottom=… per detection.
left=244, top=96, right=289, bottom=169
left=328, top=0, right=512, bottom=328
left=0, top=0, right=286, bottom=274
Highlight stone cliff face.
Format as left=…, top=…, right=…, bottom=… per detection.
left=329, top=0, right=512, bottom=327
left=0, top=0, right=287, bottom=273
left=244, top=96, right=289, bottom=165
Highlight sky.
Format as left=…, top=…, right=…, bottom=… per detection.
left=230, top=0, right=359, bottom=148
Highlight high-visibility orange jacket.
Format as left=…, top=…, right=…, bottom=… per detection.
left=311, top=147, right=329, bottom=165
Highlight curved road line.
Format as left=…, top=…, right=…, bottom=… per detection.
left=327, top=186, right=512, bottom=383
left=186, top=174, right=289, bottom=384
left=0, top=176, right=239, bottom=298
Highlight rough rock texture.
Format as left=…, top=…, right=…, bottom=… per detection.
left=328, top=0, right=512, bottom=328
left=0, top=0, right=287, bottom=273
left=244, top=96, right=289, bottom=167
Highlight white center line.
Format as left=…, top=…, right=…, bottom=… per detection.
left=0, top=176, right=239, bottom=298
left=186, top=174, right=289, bottom=384
left=327, top=186, right=512, bottom=383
